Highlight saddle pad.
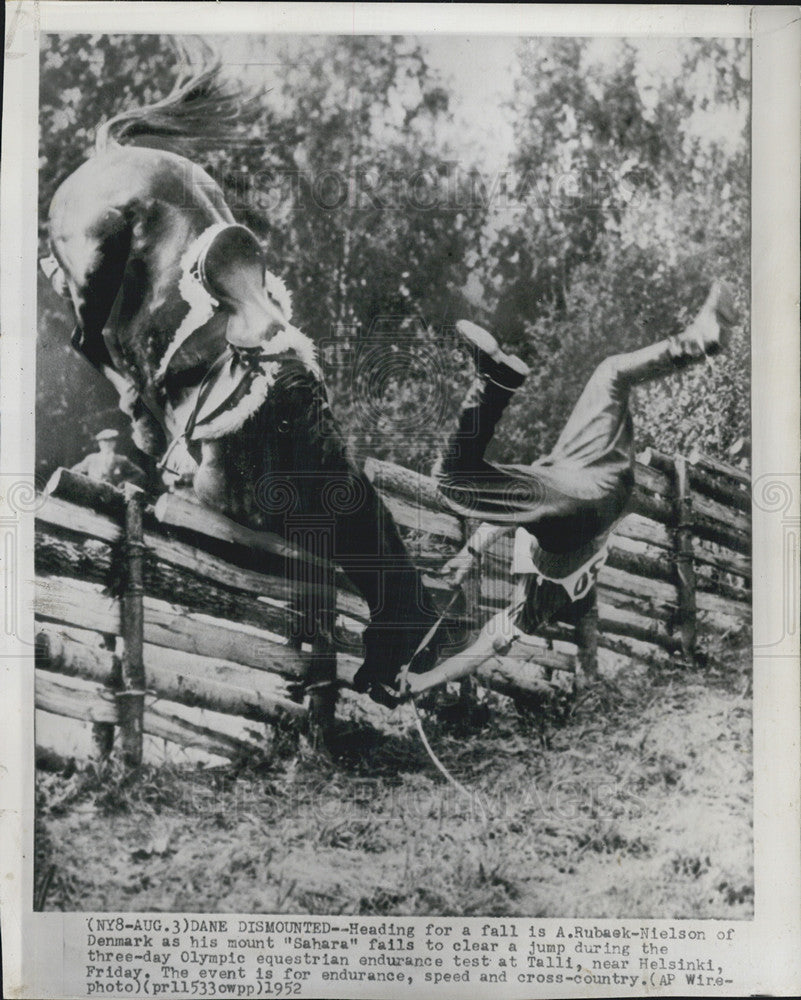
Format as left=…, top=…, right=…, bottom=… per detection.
left=187, top=329, right=320, bottom=442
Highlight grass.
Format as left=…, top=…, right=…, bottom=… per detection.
left=34, top=637, right=752, bottom=918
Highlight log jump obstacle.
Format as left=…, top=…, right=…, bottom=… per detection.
left=34, top=449, right=751, bottom=764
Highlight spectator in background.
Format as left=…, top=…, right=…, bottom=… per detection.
left=70, top=429, right=146, bottom=488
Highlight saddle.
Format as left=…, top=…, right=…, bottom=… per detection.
left=158, top=223, right=321, bottom=473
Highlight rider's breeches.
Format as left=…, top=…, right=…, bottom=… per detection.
left=436, top=336, right=695, bottom=553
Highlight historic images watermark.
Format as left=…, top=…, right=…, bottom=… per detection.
left=180, top=154, right=651, bottom=217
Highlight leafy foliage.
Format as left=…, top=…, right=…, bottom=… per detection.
left=37, top=34, right=750, bottom=477
left=475, top=37, right=750, bottom=462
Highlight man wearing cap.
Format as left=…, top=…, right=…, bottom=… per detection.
left=70, top=429, right=146, bottom=488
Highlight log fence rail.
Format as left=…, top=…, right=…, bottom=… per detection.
left=34, top=447, right=751, bottom=763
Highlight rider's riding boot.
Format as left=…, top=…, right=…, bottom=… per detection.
left=669, top=280, right=738, bottom=362
left=432, top=321, right=529, bottom=480
left=599, top=281, right=739, bottom=389
left=455, top=319, right=531, bottom=387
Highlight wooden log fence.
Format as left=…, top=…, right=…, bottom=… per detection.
left=34, top=448, right=751, bottom=764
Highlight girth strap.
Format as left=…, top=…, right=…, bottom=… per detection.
left=183, top=344, right=269, bottom=440
left=157, top=344, right=271, bottom=473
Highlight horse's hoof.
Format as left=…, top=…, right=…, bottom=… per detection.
left=367, top=683, right=401, bottom=709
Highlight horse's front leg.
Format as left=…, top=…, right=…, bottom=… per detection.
left=192, top=440, right=228, bottom=511
left=101, top=368, right=156, bottom=450
left=101, top=367, right=166, bottom=492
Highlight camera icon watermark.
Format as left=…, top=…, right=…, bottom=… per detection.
left=319, top=314, right=457, bottom=447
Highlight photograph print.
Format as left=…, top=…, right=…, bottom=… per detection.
left=33, top=29, right=753, bottom=918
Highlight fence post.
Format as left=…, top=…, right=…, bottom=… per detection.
left=91, top=678, right=116, bottom=759
left=116, top=484, right=146, bottom=767
left=574, top=587, right=600, bottom=682
left=309, top=563, right=337, bottom=751
left=286, top=515, right=337, bottom=750
left=673, top=454, right=697, bottom=665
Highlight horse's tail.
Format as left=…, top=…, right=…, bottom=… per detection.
left=95, top=40, right=260, bottom=154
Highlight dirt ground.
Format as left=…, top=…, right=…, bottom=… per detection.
left=35, top=640, right=752, bottom=918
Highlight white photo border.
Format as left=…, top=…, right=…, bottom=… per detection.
left=2, top=4, right=799, bottom=997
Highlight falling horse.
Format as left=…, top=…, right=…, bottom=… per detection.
left=41, top=60, right=443, bottom=710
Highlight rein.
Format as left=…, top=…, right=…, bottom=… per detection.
left=396, top=586, right=498, bottom=808
left=158, top=343, right=270, bottom=474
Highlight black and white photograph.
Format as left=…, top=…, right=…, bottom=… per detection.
left=1, top=4, right=799, bottom=999
left=31, top=24, right=755, bottom=917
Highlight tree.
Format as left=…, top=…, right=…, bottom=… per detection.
left=37, top=35, right=749, bottom=480
left=468, top=37, right=750, bottom=464
left=38, top=34, right=490, bottom=474
left=239, top=36, right=488, bottom=467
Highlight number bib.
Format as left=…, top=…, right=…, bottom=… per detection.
left=511, top=526, right=610, bottom=603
